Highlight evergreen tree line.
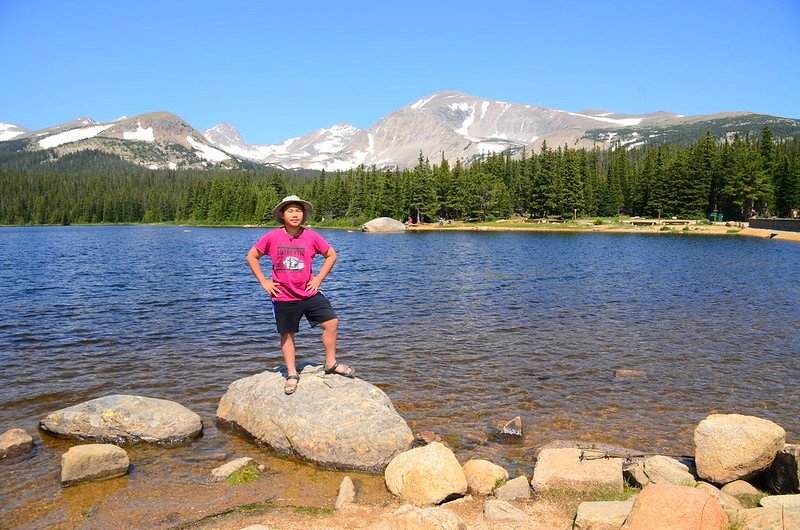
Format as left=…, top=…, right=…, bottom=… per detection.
left=1, top=128, right=798, bottom=226
left=301, top=128, right=800, bottom=224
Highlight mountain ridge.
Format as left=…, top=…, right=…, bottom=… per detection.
left=3, top=91, right=800, bottom=172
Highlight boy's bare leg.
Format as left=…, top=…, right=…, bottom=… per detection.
left=320, top=318, right=338, bottom=368
left=281, top=332, right=298, bottom=376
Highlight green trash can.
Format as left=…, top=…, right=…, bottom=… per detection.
left=717, top=213, right=723, bottom=222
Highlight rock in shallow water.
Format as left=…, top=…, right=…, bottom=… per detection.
left=40, top=395, right=203, bottom=444
left=216, top=366, right=414, bottom=472
left=61, top=443, right=129, bottom=486
left=0, top=428, right=34, bottom=459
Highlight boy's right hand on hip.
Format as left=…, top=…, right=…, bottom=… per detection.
left=263, top=281, right=282, bottom=297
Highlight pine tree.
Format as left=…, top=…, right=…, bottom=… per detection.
left=559, top=148, right=584, bottom=216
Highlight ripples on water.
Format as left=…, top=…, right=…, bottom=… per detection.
left=1, top=226, right=799, bottom=523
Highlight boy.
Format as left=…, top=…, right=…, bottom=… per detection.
left=246, top=195, right=354, bottom=395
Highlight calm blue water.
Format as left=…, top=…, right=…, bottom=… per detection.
left=1, top=226, right=799, bottom=521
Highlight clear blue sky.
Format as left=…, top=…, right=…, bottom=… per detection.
left=1, top=0, right=799, bottom=144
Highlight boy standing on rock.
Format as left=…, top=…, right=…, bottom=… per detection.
left=246, top=195, right=355, bottom=395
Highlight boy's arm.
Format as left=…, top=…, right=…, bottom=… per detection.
left=306, top=246, right=336, bottom=292
left=246, top=246, right=282, bottom=297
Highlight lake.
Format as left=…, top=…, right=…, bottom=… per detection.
left=1, top=226, right=799, bottom=525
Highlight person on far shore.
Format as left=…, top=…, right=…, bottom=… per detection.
left=246, top=195, right=355, bottom=395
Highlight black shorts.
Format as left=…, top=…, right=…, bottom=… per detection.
left=272, top=293, right=337, bottom=334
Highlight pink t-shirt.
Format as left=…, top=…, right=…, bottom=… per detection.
left=253, top=228, right=332, bottom=302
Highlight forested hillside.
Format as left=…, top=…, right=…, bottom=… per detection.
left=1, top=128, right=798, bottom=226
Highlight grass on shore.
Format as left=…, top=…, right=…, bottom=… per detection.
left=171, top=500, right=334, bottom=529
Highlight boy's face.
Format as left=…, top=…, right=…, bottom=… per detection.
left=282, top=204, right=305, bottom=228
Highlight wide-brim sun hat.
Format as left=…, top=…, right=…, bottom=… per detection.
left=273, top=195, right=313, bottom=224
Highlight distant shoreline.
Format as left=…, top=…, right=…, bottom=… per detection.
left=3, top=220, right=799, bottom=242
left=406, top=220, right=737, bottom=236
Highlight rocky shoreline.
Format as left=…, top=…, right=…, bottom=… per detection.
left=406, top=219, right=800, bottom=242
left=3, top=367, right=799, bottom=529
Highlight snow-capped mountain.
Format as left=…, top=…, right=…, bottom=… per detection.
left=202, top=91, right=799, bottom=171
left=204, top=122, right=365, bottom=171
left=0, top=122, right=31, bottom=141
left=4, top=91, right=800, bottom=172
left=3, top=112, right=233, bottom=170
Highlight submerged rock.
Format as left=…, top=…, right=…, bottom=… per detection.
left=0, top=428, right=34, bottom=459
left=211, top=457, right=258, bottom=482
left=40, top=395, right=203, bottom=444
left=216, top=366, right=413, bottom=472
left=362, top=217, right=406, bottom=232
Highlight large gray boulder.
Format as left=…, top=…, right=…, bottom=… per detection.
left=216, top=366, right=414, bottom=472
left=362, top=217, right=406, bottom=232
left=694, top=414, right=785, bottom=484
left=40, top=395, right=203, bottom=444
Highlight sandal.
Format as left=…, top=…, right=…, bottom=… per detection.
left=284, top=374, right=300, bottom=395
left=324, top=362, right=355, bottom=378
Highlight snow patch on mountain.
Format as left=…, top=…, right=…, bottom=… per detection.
left=0, top=123, right=27, bottom=141
left=39, top=124, right=114, bottom=148
left=314, top=124, right=358, bottom=153
left=186, top=136, right=230, bottom=162
left=566, top=111, right=643, bottom=126
left=455, top=104, right=476, bottom=136
left=123, top=122, right=155, bottom=142
left=410, top=95, right=436, bottom=109
left=476, top=140, right=514, bottom=153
